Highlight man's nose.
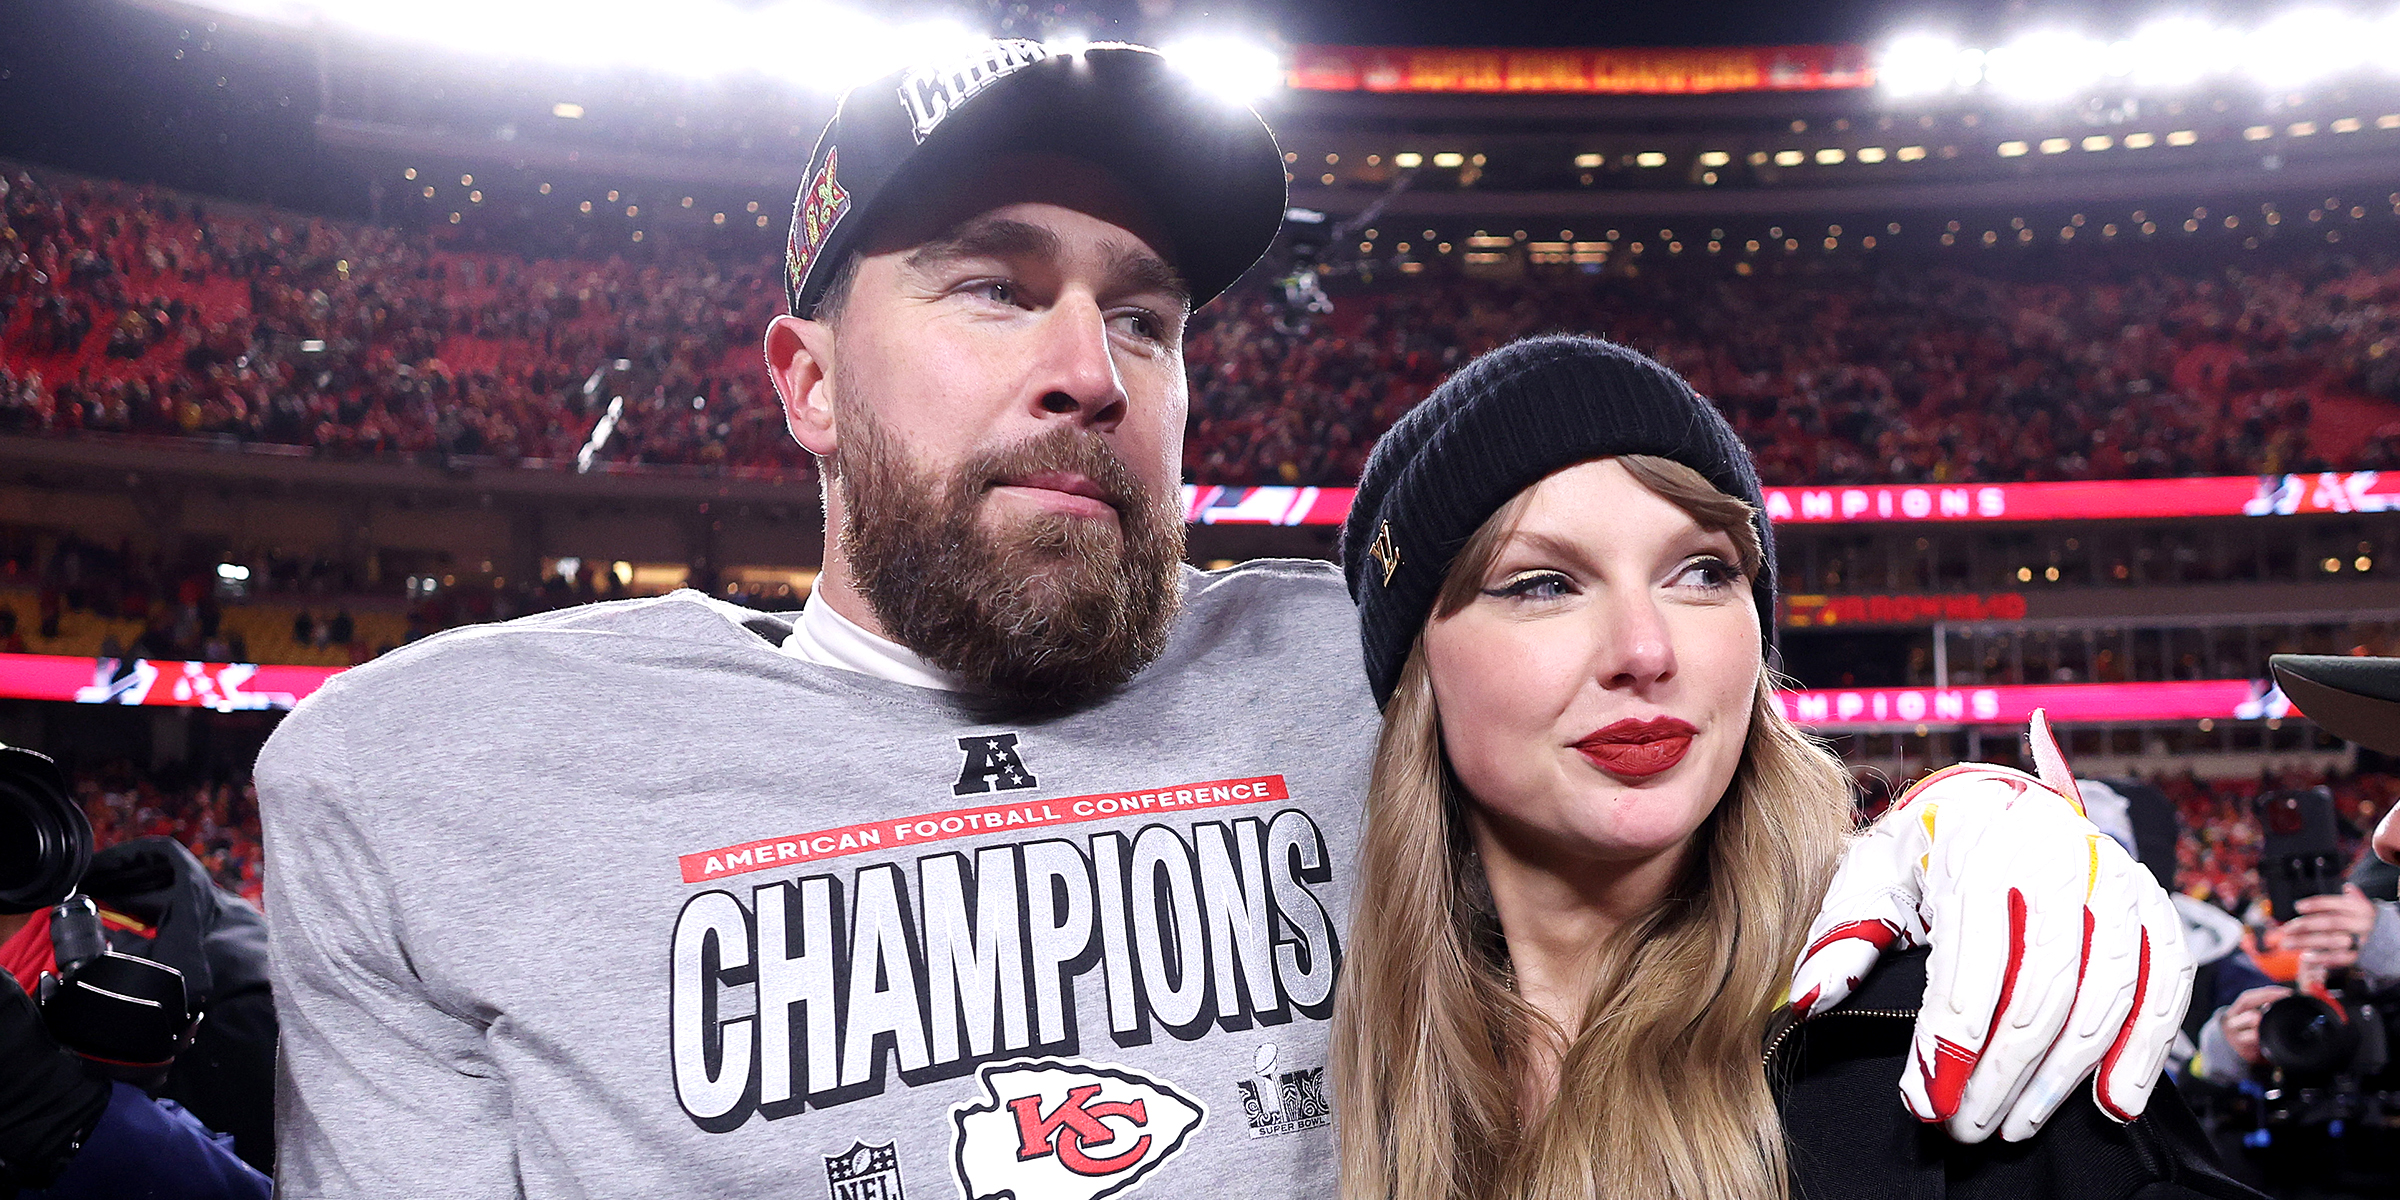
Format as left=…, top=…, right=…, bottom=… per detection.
left=1028, top=294, right=1127, bottom=429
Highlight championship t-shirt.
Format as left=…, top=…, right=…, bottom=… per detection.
left=257, top=561, right=1376, bottom=1199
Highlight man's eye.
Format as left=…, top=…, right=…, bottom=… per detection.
left=1110, top=310, right=1163, bottom=342
left=963, top=279, right=1020, bottom=307
left=1484, top=571, right=1573, bottom=601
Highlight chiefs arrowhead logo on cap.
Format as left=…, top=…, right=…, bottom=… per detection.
left=789, top=145, right=853, bottom=296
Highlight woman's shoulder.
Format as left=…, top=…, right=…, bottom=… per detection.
left=1775, top=947, right=2263, bottom=1200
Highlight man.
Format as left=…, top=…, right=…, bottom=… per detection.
left=260, top=42, right=2191, bottom=1197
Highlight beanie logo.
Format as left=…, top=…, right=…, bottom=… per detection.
left=790, top=146, right=853, bottom=297
left=1366, top=521, right=1402, bottom=586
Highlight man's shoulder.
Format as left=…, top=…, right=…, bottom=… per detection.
left=267, top=591, right=784, bottom=732
left=1183, top=558, right=1350, bottom=612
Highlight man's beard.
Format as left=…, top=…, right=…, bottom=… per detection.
left=829, top=387, right=1186, bottom=711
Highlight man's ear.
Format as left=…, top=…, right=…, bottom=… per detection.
left=765, top=314, right=837, bottom=457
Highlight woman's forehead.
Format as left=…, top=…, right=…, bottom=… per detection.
left=1508, top=460, right=1722, bottom=542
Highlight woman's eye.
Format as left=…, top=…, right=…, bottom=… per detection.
left=1485, top=571, right=1574, bottom=601
left=1673, top=556, right=1744, bottom=591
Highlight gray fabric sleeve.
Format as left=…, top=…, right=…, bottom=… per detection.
left=2362, top=899, right=2400, bottom=995
left=2192, top=1006, right=2256, bottom=1087
left=259, top=688, right=519, bottom=1198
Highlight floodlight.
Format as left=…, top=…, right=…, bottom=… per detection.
left=2248, top=9, right=2367, bottom=88
left=1877, top=34, right=1972, bottom=96
left=1983, top=30, right=2108, bottom=100
left=2116, top=17, right=2233, bottom=88
left=1162, top=35, right=1285, bottom=104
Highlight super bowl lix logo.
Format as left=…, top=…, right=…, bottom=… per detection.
left=952, top=1058, right=1203, bottom=1200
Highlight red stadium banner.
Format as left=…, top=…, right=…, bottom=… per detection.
left=1770, top=679, right=2290, bottom=729
left=1179, top=472, right=2400, bottom=527
left=0, top=654, right=342, bottom=711
left=1286, top=44, right=1875, bottom=95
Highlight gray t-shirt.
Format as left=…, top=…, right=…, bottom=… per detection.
left=257, top=561, right=1376, bottom=1199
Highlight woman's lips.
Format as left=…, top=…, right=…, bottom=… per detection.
left=1573, top=717, right=1699, bottom=780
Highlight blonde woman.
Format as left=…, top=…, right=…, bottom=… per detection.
left=1332, top=337, right=2253, bottom=1200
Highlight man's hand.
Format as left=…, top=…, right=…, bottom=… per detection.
left=2218, top=986, right=2292, bottom=1066
left=2281, top=885, right=2379, bottom=970
left=1789, top=710, right=2196, bottom=1144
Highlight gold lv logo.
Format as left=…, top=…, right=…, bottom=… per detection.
left=1367, top=521, right=1402, bottom=586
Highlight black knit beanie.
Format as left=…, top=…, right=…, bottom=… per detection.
left=1340, top=335, right=1777, bottom=707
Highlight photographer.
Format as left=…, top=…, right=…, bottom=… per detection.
left=2198, top=883, right=2400, bottom=1080
left=0, top=745, right=267, bottom=1198
left=0, top=962, right=266, bottom=1198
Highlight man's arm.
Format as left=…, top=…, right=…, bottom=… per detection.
left=259, top=691, right=517, bottom=1197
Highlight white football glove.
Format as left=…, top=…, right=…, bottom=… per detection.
left=1787, top=710, right=2196, bottom=1144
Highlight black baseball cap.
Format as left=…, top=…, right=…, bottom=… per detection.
left=2271, top=654, right=2400, bottom=754
left=785, top=40, right=1286, bottom=318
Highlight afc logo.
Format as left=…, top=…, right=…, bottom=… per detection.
left=954, top=733, right=1038, bottom=796
left=952, top=1059, right=1204, bottom=1200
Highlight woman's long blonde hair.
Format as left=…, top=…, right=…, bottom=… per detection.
left=1332, top=455, right=1857, bottom=1200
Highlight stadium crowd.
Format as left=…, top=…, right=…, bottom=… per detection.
left=72, top=759, right=264, bottom=908
left=9, top=171, right=2400, bottom=488
left=0, top=172, right=804, bottom=473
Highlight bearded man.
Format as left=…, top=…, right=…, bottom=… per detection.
left=260, top=42, right=2197, bottom=1199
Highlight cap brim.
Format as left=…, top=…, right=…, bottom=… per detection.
left=880, top=46, right=1285, bottom=308
left=2271, top=653, right=2400, bottom=754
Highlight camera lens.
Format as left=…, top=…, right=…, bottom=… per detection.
left=0, top=746, right=89, bottom=914
left=2258, top=994, right=2361, bottom=1077
left=0, top=801, right=39, bottom=886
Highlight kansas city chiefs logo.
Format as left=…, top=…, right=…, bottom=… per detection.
left=951, top=1059, right=1204, bottom=1200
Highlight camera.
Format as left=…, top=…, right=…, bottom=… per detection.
left=0, top=743, right=201, bottom=1074
left=2257, top=788, right=2344, bottom=924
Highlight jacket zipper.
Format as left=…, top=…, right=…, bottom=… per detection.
left=1764, top=1007, right=1920, bottom=1067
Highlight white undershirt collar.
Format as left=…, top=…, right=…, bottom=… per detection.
left=779, top=596, right=966, bottom=692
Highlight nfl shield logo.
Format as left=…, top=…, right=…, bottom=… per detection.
left=825, top=1140, right=905, bottom=1200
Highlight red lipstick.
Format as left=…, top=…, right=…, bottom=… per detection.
left=1574, top=717, right=1698, bottom=779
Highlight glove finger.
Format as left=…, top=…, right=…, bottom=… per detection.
left=1996, top=837, right=2144, bottom=1142
left=1792, top=823, right=1923, bottom=1017
left=1945, top=821, right=2095, bottom=1141
left=1900, top=809, right=2015, bottom=1127
left=2093, top=877, right=2197, bottom=1122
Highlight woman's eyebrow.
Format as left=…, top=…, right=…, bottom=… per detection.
left=1499, top=523, right=1728, bottom=569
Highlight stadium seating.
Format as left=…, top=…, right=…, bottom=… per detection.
left=11, top=170, right=2400, bottom=491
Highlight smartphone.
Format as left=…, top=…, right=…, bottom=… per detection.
left=2257, top=787, right=2344, bottom=923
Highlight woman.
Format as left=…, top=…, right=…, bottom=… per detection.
left=1331, top=336, right=2252, bottom=1200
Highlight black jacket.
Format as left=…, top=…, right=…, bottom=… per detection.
left=1772, top=948, right=2261, bottom=1200
left=84, top=838, right=275, bottom=1175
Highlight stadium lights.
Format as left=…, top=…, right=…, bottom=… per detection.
left=1160, top=35, right=1285, bottom=103
left=1882, top=7, right=2400, bottom=99
left=1984, top=30, right=2111, bottom=101
left=173, top=0, right=994, bottom=92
